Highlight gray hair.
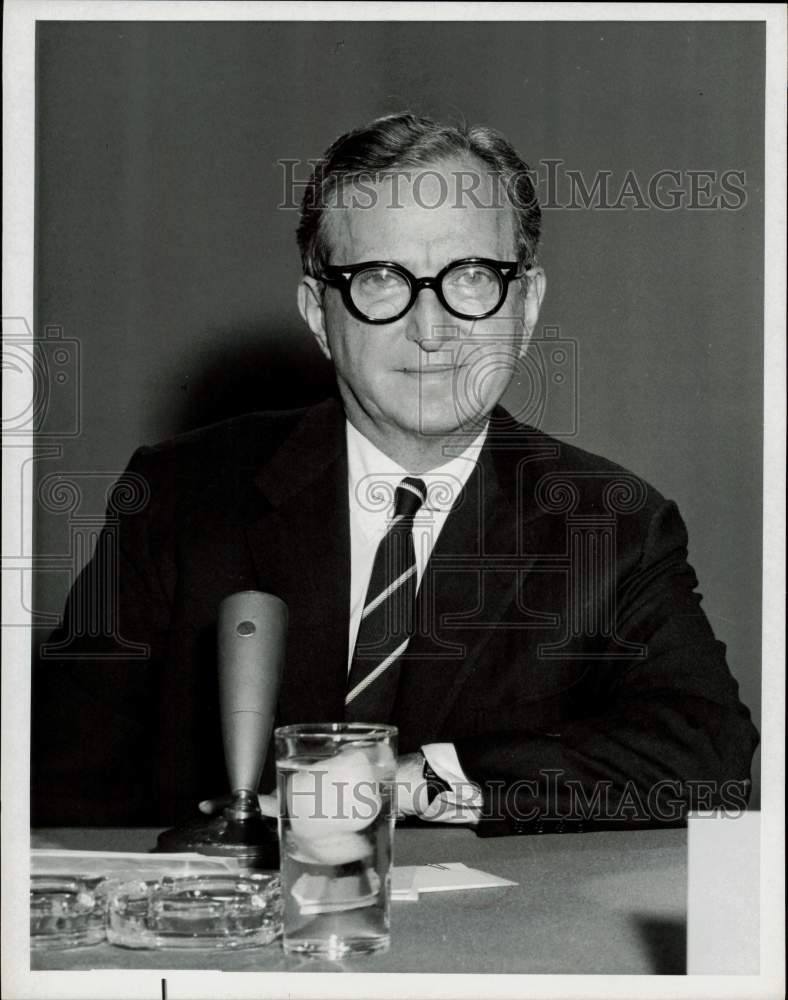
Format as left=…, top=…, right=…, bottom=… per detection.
left=296, top=112, right=541, bottom=277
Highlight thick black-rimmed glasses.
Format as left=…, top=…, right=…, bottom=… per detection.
left=319, top=258, right=524, bottom=324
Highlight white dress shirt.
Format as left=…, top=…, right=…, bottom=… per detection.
left=346, top=420, right=486, bottom=824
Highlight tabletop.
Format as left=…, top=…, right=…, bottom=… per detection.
left=31, top=824, right=686, bottom=974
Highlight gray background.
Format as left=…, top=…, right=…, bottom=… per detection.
left=33, top=21, right=764, bottom=797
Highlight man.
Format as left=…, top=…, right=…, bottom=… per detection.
left=32, top=113, right=758, bottom=833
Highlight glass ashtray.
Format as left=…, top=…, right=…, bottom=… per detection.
left=30, top=875, right=108, bottom=950
left=105, top=873, right=283, bottom=950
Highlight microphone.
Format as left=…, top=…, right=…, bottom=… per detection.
left=219, top=591, right=287, bottom=809
left=156, top=590, right=288, bottom=867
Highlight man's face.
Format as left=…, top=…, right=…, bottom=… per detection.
left=299, top=157, right=545, bottom=443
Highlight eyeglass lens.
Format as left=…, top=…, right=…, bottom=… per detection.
left=350, top=262, right=505, bottom=320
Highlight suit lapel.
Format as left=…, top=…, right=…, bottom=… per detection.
left=245, top=398, right=350, bottom=724
left=393, top=416, right=559, bottom=749
left=392, top=435, right=513, bottom=747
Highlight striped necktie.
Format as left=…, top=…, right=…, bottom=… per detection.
left=345, top=476, right=427, bottom=722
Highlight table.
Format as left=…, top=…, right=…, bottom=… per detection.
left=31, top=825, right=686, bottom=974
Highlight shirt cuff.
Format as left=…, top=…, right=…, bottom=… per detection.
left=421, top=743, right=483, bottom=825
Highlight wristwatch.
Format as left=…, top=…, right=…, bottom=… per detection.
left=422, top=755, right=451, bottom=804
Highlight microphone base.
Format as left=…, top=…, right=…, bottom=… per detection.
left=155, top=812, right=279, bottom=870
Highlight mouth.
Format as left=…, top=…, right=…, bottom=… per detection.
left=398, top=349, right=468, bottom=376
left=399, top=364, right=467, bottom=375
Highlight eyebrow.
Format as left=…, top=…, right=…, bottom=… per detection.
left=330, top=251, right=513, bottom=269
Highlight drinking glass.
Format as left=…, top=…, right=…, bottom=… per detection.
left=275, top=723, right=397, bottom=958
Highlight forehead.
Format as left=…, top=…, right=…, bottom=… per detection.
left=323, top=157, right=517, bottom=266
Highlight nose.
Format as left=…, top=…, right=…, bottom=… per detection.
left=403, top=287, right=459, bottom=351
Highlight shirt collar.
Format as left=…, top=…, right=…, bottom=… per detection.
left=346, top=419, right=489, bottom=517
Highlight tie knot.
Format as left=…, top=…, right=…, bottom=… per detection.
left=394, top=477, right=427, bottom=520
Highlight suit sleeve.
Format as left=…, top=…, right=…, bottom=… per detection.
left=453, top=499, right=760, bottom=835
left=31, top=446, right=172, bottom=826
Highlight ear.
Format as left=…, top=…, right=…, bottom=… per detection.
left=523, top=267, right=546, bottom=334
left=298, top=276, right=331, bottom=360
left=518, top=267, right=546, bottom=357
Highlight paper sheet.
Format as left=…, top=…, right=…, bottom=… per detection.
left=291, top=868, right=381, bottom=915
left=392, top=862, right=518, bottom=900
left=31, top=848, right=242, bottom=878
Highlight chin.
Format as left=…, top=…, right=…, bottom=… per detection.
left=400, top=397, right=483, bottom=439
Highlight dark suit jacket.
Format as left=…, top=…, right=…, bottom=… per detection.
left=31, top=398, right=759, bottom=832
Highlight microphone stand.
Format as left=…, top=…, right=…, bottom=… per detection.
left=156, top=591, right=287, bottom=868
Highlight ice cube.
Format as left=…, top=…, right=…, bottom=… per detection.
left=287, top=748, right=381, bottom=841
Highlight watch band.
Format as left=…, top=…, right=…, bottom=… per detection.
left=422, top=755, right=451, bottom=805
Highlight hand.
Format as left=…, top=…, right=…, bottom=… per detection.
left=395, top=751, right=427, bottom=818
left=395, top=752, right=484, bottom=825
